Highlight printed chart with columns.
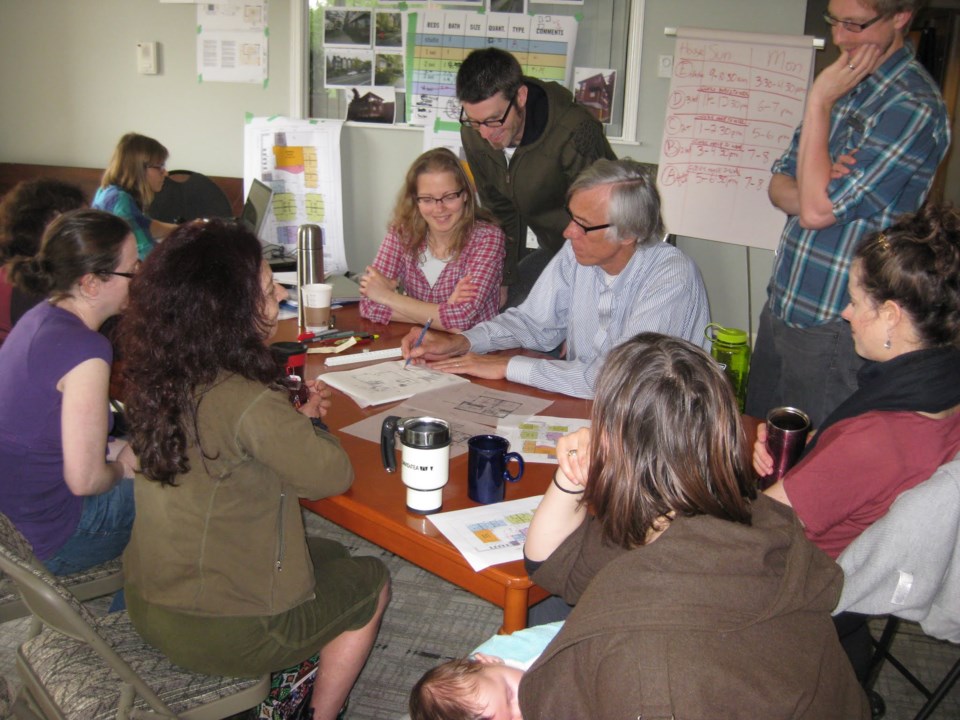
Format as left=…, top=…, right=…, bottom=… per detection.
left=406, top=11, right=578, bottom=127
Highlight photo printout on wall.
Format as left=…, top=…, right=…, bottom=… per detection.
left=573, top=67, right=616, bottom=125
left=488, top=0, right=526, bottom=13
left=325, top=48, right=374, bottom=88
left=346, top=87, right=398, bottom=124
left=374, top=12, right=403, bottom=49
left=375, top=53, right=405, bottom=89
left=324, top=9, right=372, bottom=48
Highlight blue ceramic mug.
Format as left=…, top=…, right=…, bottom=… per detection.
left=467, top=435, right=524, bottom=504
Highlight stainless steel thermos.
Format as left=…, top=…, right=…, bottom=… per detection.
left=296, top=224, right=324, bottom=329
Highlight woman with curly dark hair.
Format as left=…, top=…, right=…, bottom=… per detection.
left=118, top=221, right=389, bottom=720
left=0, top=178, right=86, bottom=343
left=518, top=333, right=868, bottom=718
left=359, top=147, right=505, bottom=329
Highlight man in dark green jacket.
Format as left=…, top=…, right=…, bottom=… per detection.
left=457, top=48, right=616, bottom=307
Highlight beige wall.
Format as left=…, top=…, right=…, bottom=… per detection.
left=0, top=0, right=808, bottom=336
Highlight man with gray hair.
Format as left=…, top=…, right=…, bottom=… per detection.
left=401, top=159, right=710, bottom=399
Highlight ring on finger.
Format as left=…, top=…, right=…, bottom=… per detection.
left=567, top=448, right=578, bottom=457
left=848, top=63, right=856, bottom=70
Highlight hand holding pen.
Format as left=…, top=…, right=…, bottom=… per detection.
left=401, top=320, right=471, bottom=366
left=404, top=318, right=432, bottom=368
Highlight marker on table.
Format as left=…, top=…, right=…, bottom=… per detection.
left=405, top=318, right=432, bottom=368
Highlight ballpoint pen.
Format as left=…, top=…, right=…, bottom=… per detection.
left=405, top=318, right=432, bottom=368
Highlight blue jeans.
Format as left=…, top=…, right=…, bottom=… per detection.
left=44, top=478, right=135, bottom=577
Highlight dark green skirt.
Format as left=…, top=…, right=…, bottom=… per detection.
left=126, top=536, right=388, bottom=677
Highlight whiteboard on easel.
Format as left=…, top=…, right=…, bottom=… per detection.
left=656, top=28, right=816, bottom=250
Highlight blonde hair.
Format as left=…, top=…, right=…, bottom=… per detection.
left=389, top=147, right=494, bottom=261
left=100, top=132, right=168, bottom=210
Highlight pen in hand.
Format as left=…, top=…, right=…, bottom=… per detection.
left=405, top=318, right=432, bottom=368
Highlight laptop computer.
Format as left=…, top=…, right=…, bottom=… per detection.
left=240, top=179, right=295, bottom=268
left=240, top=178, right=273, bottom=241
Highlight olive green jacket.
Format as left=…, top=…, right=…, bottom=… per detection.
left=460, top=77, right=616, bottom=285
left=123, top=373, right=353, bottom=617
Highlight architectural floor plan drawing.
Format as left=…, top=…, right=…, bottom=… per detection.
left=321, top=360, right=469, bottom=407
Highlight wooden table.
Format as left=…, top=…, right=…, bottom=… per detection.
left=281, top=306, right=591, bottom=633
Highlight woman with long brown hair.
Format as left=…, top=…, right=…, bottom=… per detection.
left=519, top=333, right=868, bottom=718
left=359, top=147, right=505, bottom=330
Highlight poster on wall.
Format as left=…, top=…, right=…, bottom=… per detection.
left=656, top=28, right=815, bottom=250
left=243, top=117, right=348, bottom=275
left=196, top=0, right=268, bottom=84
left=406, top=11, right=577, bottom=126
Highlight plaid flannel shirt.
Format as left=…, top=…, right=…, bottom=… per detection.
left=769, top=45, right=949, bottom=328
left=360, top=221, right=505, bottom=330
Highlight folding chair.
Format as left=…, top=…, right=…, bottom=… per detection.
left=0, top=513, right=269, bottom=719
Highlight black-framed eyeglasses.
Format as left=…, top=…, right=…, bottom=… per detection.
left=103, top=260, right=142, bottom=279
left=416, top=189, right=465, bottom=207
left=459, top=94, right=517, bottom=129
left=565, top=205, right=612, bottom=234
left=823, top=10, right=885, bottom=33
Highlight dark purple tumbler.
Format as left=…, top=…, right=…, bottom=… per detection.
left=760, top=406, right=811, bottom=490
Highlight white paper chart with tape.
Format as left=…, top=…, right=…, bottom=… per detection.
left=657, top=28, right=816, bottom=251
left=243, top=116, right=349, bottom=274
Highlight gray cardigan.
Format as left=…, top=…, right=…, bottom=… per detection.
left=835, top=451, right=960, bottom=643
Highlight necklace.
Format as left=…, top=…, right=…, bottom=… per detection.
left=426, top=233, right=454, bottom=261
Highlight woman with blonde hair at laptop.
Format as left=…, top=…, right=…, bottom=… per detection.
left=360, top=147, right=505, bottom=330
left=93, top=132, right=178, bottom=259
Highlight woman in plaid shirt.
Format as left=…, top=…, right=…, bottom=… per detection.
left=359, top=148, right=505, bottom=330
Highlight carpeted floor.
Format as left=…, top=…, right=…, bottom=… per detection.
left=1, top=511, right=958, bottom=719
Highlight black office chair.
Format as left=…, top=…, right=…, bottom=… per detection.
left=835, top=452, right=960, bottom=719
left=149, top=170, right=232, bottom=224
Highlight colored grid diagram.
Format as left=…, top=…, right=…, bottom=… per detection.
left=407, top=11, right=578, bottom=126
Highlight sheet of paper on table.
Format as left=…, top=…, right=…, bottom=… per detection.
left=322, top=360, right=470, bottom=408
left=497, top=415, right=593, bottom=464
left=339, top=385, right=554, bottom=457
left=428, top=495, right=543, bottom=572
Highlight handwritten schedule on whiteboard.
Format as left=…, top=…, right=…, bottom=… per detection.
left=657, top=28, right=816, bottom=250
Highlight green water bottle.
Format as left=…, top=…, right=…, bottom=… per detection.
left=704, top=323, right=751, bottom=412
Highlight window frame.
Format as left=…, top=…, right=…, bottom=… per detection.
left=290, top=0, right=645, bottom=144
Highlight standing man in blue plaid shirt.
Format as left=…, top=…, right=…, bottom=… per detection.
left=745, top=0, right=949, bottom=427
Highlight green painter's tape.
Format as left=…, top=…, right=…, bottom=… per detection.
left=434, top=118, right=461, bottom=133
left=245, top=112, right=255, bottom=123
